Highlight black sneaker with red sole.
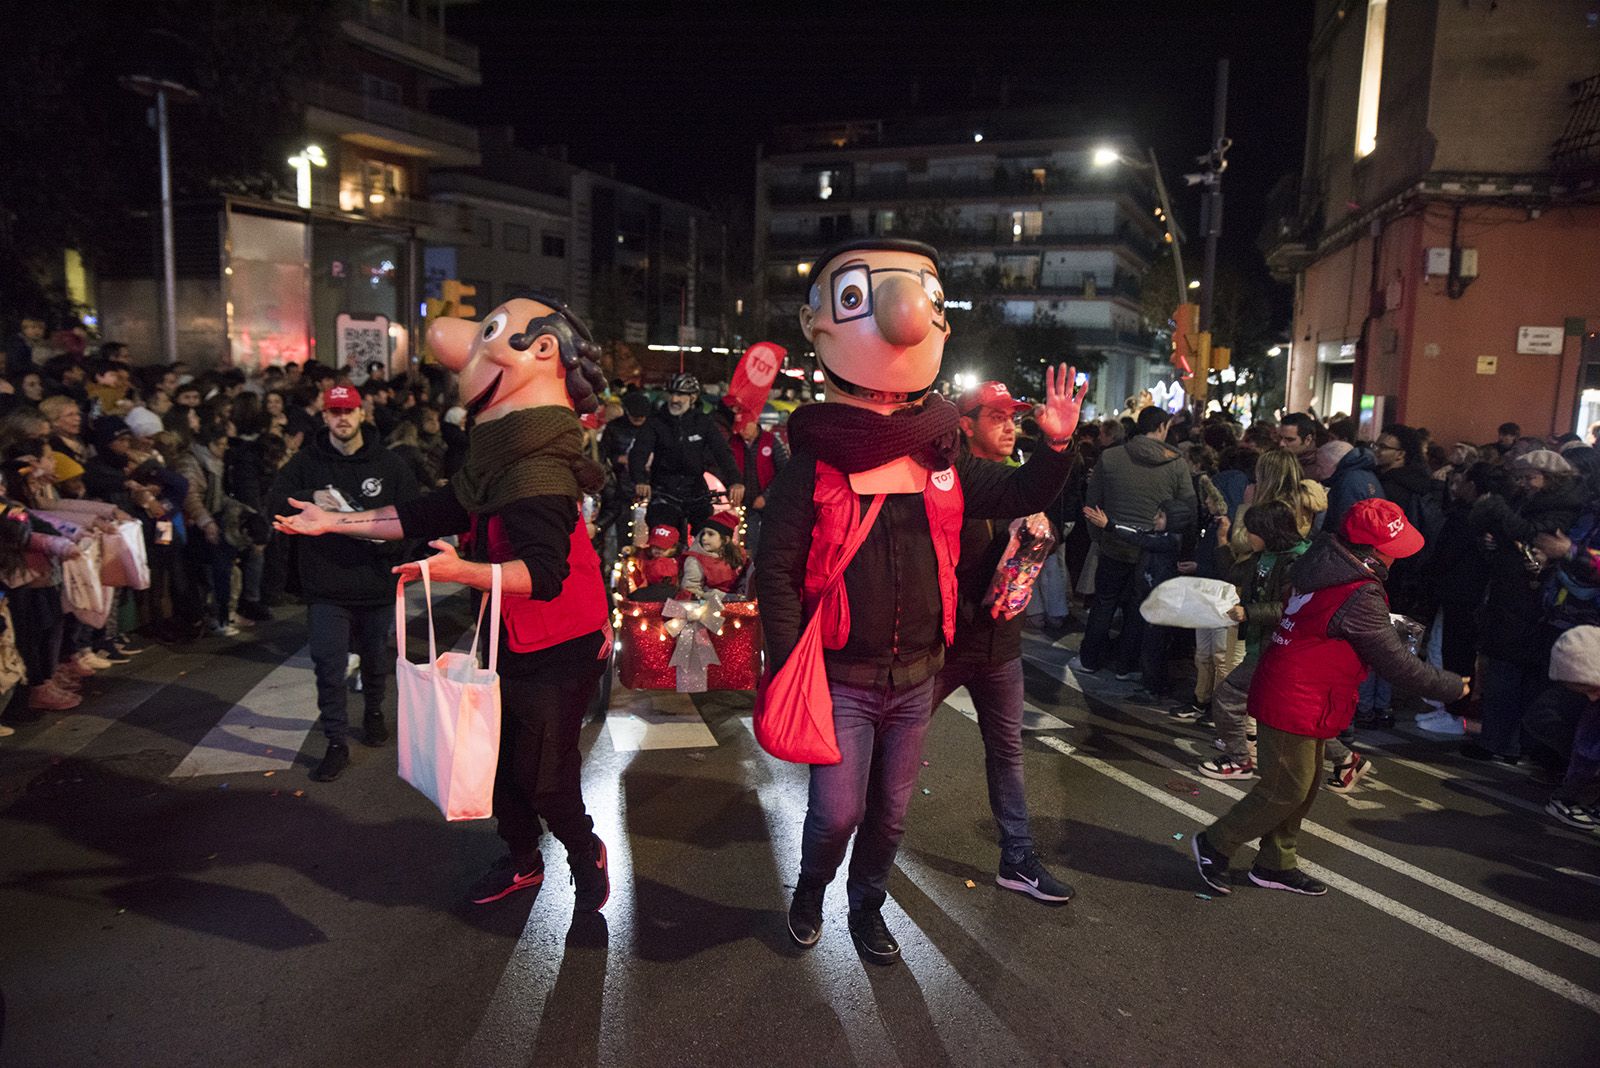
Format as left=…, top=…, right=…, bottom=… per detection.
left=572, top=836, right=610, bottom=912
left=468, top=855, right=545, bottom=905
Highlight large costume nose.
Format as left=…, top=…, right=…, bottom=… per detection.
left=873, top=273, right=932, bottom=347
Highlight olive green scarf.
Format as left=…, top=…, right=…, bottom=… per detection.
left=452, top=406, right=592, bottom=513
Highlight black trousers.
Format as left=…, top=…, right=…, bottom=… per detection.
left=494, top=650, right=606, bottom=864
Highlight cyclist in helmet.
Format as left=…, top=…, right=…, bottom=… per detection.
left=629, top=372, right=745, bottom=535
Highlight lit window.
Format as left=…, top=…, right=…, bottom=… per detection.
left=817, top=172, right=833, bottom=200
left=1354, top=0, right=1388, bottom=159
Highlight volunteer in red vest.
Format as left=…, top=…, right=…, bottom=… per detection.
left=275, top=297, right=614, bottom=911
left=735, top=414, right=789, bottom=554
left=756, top=238, right=1088, bottom=963
left=1191, top=498, right=1469, bottom=897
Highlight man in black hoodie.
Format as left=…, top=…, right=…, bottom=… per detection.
left=628, top=373, right=744, bottom=537
left=269, top=385, right=419, bottom=781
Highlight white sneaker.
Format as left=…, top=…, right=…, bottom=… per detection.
left=75, top=651, right=113, bottom=670
left=0, top=722, right=15, bottom=737
left=1415, top=710, right=1466, bottom=736
left=210, top=622, right=241, bottom=638
left=1068, top=656, right=1098, bottom=676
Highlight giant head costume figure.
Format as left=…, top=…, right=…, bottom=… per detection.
left=798, top=238, right=950, bottom=492
left=426, top=296, right=607, bottom=423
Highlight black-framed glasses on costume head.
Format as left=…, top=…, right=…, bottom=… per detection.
left=827, top=262, right=946, bottom=326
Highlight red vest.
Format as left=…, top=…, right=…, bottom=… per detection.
left=642, top=554, right=680, bottom=586
left=748, top=433, right=779, bottom=491
left=685, top=548, right=738, bottom=592
left=1247, top=578, right=1377, bottom=738
left=479, top=506, right=608, bottom=654
left=802, top=460, right=964, bottom=650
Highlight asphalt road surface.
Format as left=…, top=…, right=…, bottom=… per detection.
left=3, top=599, right=1598, bottom=1067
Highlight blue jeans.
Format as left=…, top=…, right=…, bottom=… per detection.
left=307, top=602, right=391, bottom=743
left=1358, top=671, right=1392, bottom=713
left=933, top=657, right=1033, bottom=862
left=800, top=675, right=937, bottom=910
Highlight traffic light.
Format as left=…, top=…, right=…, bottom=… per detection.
left=439, top=279, right=477, bottom=319
left=1183, top=331, right=1213, bottom=399
left=1170, top=303, right=1198, bottom=377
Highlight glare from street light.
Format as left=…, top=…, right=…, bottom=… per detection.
left=973, top=132, right=984, bottom=143
left=1188, top=279, right=1201, bottom=290
left=1092, top=146, right=1121, bottom=168
left=1268, top=345, right=1283, bottom=357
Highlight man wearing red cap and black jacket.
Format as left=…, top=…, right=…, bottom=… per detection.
left=934, top=380, right=1076, bottom=904
left=1190, top=498, right=1469, bottom=897
left=269, top=385, right=419, bottom=782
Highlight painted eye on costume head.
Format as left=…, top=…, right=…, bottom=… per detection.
left=481, top=312, right=509, bottom=342
left=921, top=271, right=946, bottom=318
left=832, top=266, right=870, bottom=319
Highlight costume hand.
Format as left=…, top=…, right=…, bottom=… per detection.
left=392, top=539, right=470, bottom=584
left=273, top=498, right=334, bottom=537
left=1035, top=363, right=1089, bottom=446
left=1082, top=505, right=1109, bottom=529
left=1534, top=531, right=1571, bottom=560
left=728, top=483, right=746, bottom=508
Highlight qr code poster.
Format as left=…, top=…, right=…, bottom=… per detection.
left=336, top=314, right=391, bottom=374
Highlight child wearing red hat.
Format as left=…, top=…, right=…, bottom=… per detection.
left=681, top=511, right=743, bottom=595
left=1191, top=497, right=1469, bottom=897
left=640, top=524, right=682, bottom=587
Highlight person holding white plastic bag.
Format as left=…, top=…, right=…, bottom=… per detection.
left=276, top=297, right=613, bottom=912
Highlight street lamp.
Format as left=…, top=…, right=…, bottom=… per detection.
left=120, top=74, right=197, bottom=365
left=287, top=145, right=327, bottom=210
left=1092, top=144, right=1188, bottom=308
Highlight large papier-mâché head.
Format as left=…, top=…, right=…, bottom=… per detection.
left=426, top=296, right=606, bottom=423
left=798, top=238, right=949, bottom=410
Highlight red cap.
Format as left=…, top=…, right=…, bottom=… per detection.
left=1341, top=497, right=1425, bottom=559
left=323, top=385, right=361, bottom=411
left=956, top=381, right=1030, bottom=417
left=647, top=524, right=679, bottom=549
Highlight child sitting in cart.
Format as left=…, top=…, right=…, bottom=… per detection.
left=681, top=511, right=744, bottom=596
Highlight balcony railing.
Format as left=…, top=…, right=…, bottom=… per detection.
left=351, top=2, right=480, bottom=72
left=766, top=220, right=1158, bottom=258
left=1553, top=71, right=1600, bottom=182
left=767, top=169, right=1151, bottom=207
left=942, top=269, right=1144, bottom=303
left=299, top=79, right=479, bottom=153
left=284, top=185, right=475, bottom=235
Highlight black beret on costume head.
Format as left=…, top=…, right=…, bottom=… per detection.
left=805, top=238, right=942, bottom=296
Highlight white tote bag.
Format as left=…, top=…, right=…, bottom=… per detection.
left=60, top=539, right=112, bottom=628
left=1139, top=576, right=1241, bottom=630
left=395, top=560, right=503, bottom=821
left=100, top=520, right=151, bottom=590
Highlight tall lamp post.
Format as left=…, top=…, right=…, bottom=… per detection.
left=120, top=74, right=197, bottom=365
left=1092, top=145, right=1187, bottom=308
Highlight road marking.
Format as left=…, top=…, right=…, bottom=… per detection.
left=168, top=648, right=321, bottom=778
left=940, top=688, right=1071, bottom=731
left=604, top=686, right=716, bottom=751
left=23, top=652, right=206, bottom=759
left=1365, top=752, right=1551, bottom=819
left=1107, top=731, right=1600, bottom=964
left=1062, top=745, right=1600, bottom=1016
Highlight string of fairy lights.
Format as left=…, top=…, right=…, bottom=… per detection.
left=606, top=500, right=750, bottom=658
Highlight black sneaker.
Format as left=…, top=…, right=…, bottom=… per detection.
left=1248, top=866, right=1328, bottom=896
left=847, top=907, right=901, bottom=964
left=468, top=854, right=545, bottom=905
left=571, top=836, right=610, bottom=912
left=362, top=710, right=389, bottom=747
left=310, top=741, right=350, bottom=782
left=1354, top=708, right=1395, bottom=730
left=788, top=880, right=825, bottom=947
left=995, top=851, right=1075, bottom=903
left=1190, top=831, right=1231, bottom=895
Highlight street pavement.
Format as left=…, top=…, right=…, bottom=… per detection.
left=3, top=599, right=1599, bottom=1067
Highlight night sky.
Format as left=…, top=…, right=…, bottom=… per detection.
left=440, top=1, right=1313, bottom=285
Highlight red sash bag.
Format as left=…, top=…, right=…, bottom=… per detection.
left=753, top=493, right=886, bottom=765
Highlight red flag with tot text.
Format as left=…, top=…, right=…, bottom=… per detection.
left=726, top=342, right=786, bottom=433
